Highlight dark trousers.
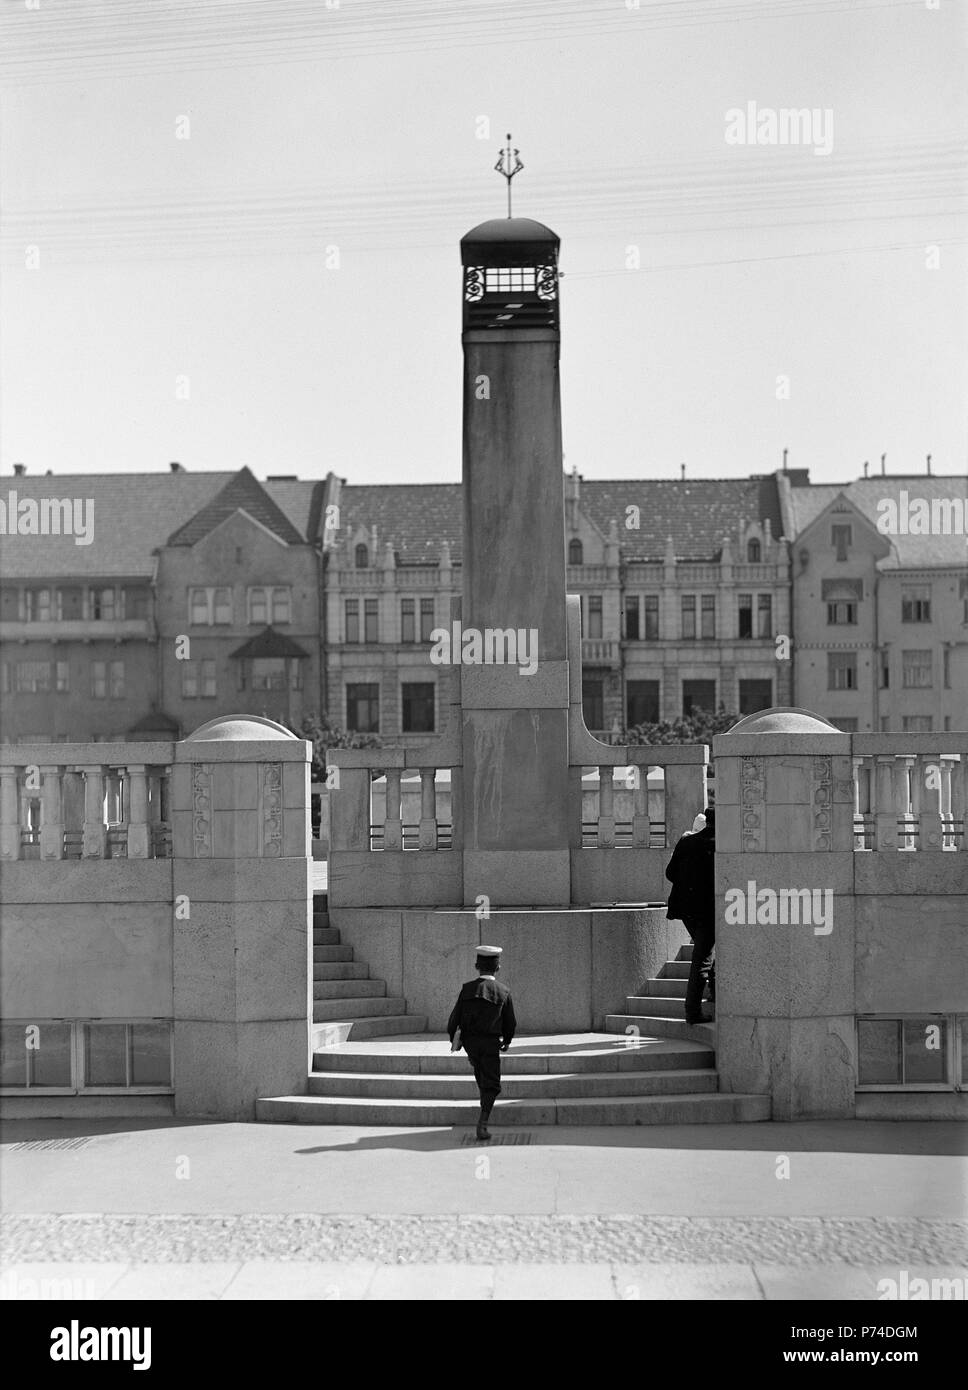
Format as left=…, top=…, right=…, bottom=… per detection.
left=462, top=1037, right=502, bottom=1118
left=682, top=915, right=715, bottom=1022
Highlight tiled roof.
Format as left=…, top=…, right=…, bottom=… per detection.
left=337, top=483, right=463, bottom=565
left=579, top=477, right=785, bottom=560
left=166, top=467, right=307, bottom=547
left=264, top=480, right=317, bottom=539
left=0, top=471, right=233, bottom=580
left=229, top=625, right=310, bottom=660
left=783, top=476, right=968, bottom=568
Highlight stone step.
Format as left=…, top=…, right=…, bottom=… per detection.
left=306, top=1069, right=720, bottom=1100
left=646, top=978, right=687, bottom=998
left=256, top=1092, right=771, bottom=1126
left=312, top=1037, right=715, bottom=1076
left=313, top=911, right=330, bottom=928
left=313, top=979, right=387, bottom=1001
left=312, top=996, right=409, bottom=1022
left=676, top=945, right=693, bottom=961
left=313, top=927, right=340, bottom=946
left=311, top=1017, right=428, bottom=1048
left=626, top=995, right=717, bottom=1019
left=606, top=1014, right=716, bottom=1045
left=660, top=962, right=691, bottom=979
left=313, top=962, right=369, bottom=981
left=314, top=945, right=355, bottom=963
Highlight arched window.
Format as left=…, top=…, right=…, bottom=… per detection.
left=568, top=539, right=583, bottom=565
left=355, top=543, right=369, bottom=569
left=747, top=538, right=761, bottom=563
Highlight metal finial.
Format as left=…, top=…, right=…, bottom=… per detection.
left=494, top=133, right=523, bottom=218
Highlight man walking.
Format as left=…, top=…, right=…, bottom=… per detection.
left=447, top=945, right=516, bottom=1141
left=665, top=805, right=716, bottom=1025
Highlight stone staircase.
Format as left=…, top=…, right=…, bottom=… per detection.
left=257, top=919, right=770, bottom=1125
left=311, top=893, right=427, bottom=1045
left=605, top=944, right=718, bottom=1046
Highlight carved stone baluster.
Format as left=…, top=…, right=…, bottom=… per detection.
left=918, top=753, right=944, bottom=852
left=385, top=768, right=403, bottom=850
left=939, top=756, right=954, bottom=850
left=631, top=765, right=649, bottom=848
left=0, top=767, right=21, bottom=860
left=82, top=765, right=107, bottom=858
left=418, top=769, right=437, bottom=851
left=39, top=766, right=64, bottom=860
left=898, top=755, right=916, bottom=851
left=597, top=765, right=615, bottom=848
left=126, top=764, right=150, bottom=859
left=874, top=756, right=897, bottom=851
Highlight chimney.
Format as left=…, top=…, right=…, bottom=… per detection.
left=13, top=463, right=26, bottom=476
left=782, top=447, right=788, bottom=471
left=880, top=453, right=886, bottom=476
left=169, top=461, right=184, bottom=473
left=863, top=461, right=869, bottom=478
left=926, top=453, right=932, bottom=475
left=680, top=463, right=686, bottom=480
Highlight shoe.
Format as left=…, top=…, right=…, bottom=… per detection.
left=476, top=1124, right=492, bottom=1141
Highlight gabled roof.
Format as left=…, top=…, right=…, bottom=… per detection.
left=782, top=475, right=968, bottom=568
left=579, top=476, right=785, bottom=561
left=229, top=625, right=309, bottom=660
left=337, top=483, right=463, bottom=565
left=0, top=471, right=233, bottom=580
left=166, top=467, right=307, bottom=547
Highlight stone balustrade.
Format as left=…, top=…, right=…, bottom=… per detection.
left=0, top=743, right=173, bottom=861
left=851, top=735, right=967, bottom=853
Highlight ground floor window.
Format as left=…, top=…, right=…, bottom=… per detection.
left=626, top=679, right=659, bottom=728
left=856, top=1015, right=966, bottom=1090
left=682, top=679, right=715, bottom=716
left=401, top=682, right=435, bottom=733
left=738, top=678, right=772, bottom=716
left=346, top=682, right=380, bottom=733
left=0, top=1020, right=173, bottom=1093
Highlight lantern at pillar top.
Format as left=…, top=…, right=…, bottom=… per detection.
left=460, top=217, right=560, bottom=332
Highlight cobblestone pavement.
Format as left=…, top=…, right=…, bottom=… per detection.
left=3, top=1213, right=966, bottom=1266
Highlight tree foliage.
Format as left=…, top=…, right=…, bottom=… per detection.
left=290, top=712, right=382, bottom=780
left=625, top=705, right=740, bottom=749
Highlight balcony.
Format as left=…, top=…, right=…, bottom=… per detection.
left=581, top=638, right=620, bottom=665
left=0, top=619, right=151, bottom=642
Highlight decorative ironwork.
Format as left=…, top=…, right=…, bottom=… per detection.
left=494, top=132, right=523, bottom=217
left=464, top=265, right=484, bottom=302
left=260, top=762, right=283, bottom=857
left=536, top=264, right=558, bottom=300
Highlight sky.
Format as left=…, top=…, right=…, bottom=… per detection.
left=1, top=0, right=966, bottom=487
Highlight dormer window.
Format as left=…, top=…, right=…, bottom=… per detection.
left=831, top=524, right=852, bottom=562
left=568, top=539, right=583, bottom=565
left=355, top=543, right=369, bottom=569
left=747, top=539, right=761, bottom=563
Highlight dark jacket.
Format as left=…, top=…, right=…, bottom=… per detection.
left=665, top=826, right=715, bottom=925
left=448, top=976, right=516, bottom=1046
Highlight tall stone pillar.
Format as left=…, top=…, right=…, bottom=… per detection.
left=713, top=708, right=856, bottom=1119
left=458, top=216, right=570, bottom=905
left=170, top=715, right=311, bottom=1119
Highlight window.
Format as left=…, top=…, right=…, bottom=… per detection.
left=700, top=594, right=715, bottom=639
left=682, top=679, right=715, bottom=716
left=271, top=588, right=290, bottom=624
left=110, top=660, right=125, bottom=698
left=582, top=677, right=604, bottom=730
left=249, top=658, right=296, bottom=691
left=123, top=586, right=149, bottom=620
left=902, top=716, right=933, bottom=732
left=364, top=597, right=379, bottom=644
left=182, top=659, right=216, bottom=698
left=643, top=595, right=659, bottom=641
left=757, top=594, right=772, bottom=638
left=55, top=661, right=69, bottom=693
left=0, top=1021, right=172, bottom=1092
left=57, top=585, right=84, bottom=620
left=827, top=600, right=857, bottom=625
left=681, top=595, right=696, bottom=640
left=828, top=652, right=857, bottom=691
left=402, top=682, right=435, bottom=733
left=857, top=1017, right=954, bottom=1088
left=568, top=538, right=583, bottom=566
left=739, top=679, right=772, bottom=716
left=902, top=650, right=932, bottom=689
left=182, top=662, right=198, bottom=698
left=247, top=586, right=290, bottom=625
left=401, top=599, right=415, bottom=643
left=91, top=662, right=106, bottom=698
left=14, top=661, right=52, bottom=693
left=347, top=682, right=380, bottom=733
left=831, top=524, right=852, bottom=561
left=24, top=587, right=52, bottom=621
left=485, top=266, right=537, bottom=293
left=188, top=586, right=231, bottom=625
left=587, top=595, right=603, bottom=640
left=214, top=588, right=232, bottom=624
left=747, top=538, right=761, bottom=562
left=189, top=588, right=210, bottom=625
left=738, top=594, right=753, bottom=639
left=624, top=596, right=640, bottom=641
left=90, top=587, right=116, bottom=620
left=355, top=543, right=369, bottom=569
left=943, top=647, right=951, bottom=689
left=626, top=680, right=659, bottom=728
left=345, top=599, right=360, bottom=643
left=880, top=656, right=890, bottom=689
left=420, top=598, right=435, bottom=643
left=902, top=585, right=931, bottom=623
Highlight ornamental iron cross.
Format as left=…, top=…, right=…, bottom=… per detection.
left=494, top=134, right=523, bottom=217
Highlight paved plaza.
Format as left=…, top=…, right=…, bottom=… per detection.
left=2, top=1115, right=965, bottom=1300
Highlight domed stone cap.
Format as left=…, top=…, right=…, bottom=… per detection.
left=461, top=216, right=558, bottom=246
left=725, top=706, right=839, bottom=735
left=185, top=714, right=297, bottom=742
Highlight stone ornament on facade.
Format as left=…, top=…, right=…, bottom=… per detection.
left=191, top=763, right=213, bottom=858
left=812, top=756, right=832, bottom=850
left=260, top=761, right=283, bottom=857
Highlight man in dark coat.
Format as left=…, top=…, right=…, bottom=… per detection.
left=665, top=805, right=716, bottom=1024
left=447, top=945, right=516, bottom=1141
